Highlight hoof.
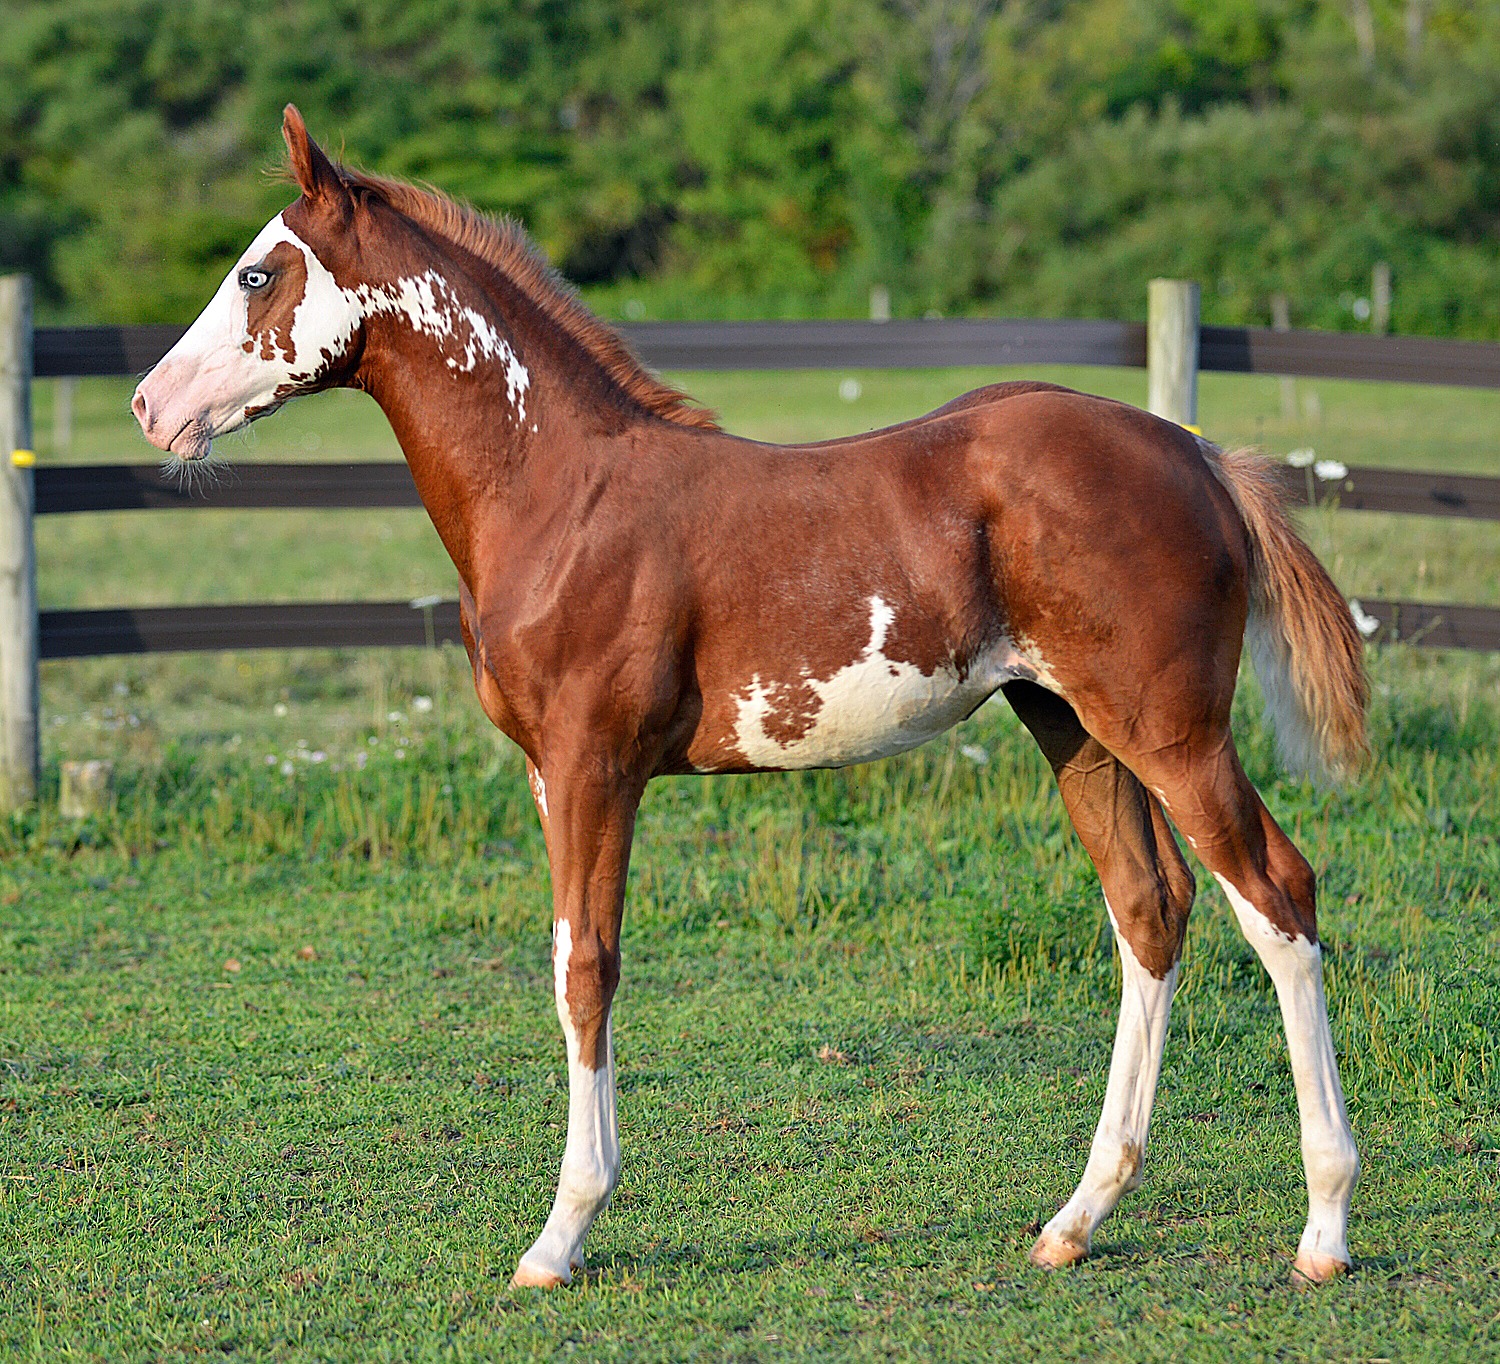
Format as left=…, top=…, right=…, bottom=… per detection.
left=1029, top=1230, right=1088, bottom=1269
left=511, top=1260, right=569, bottom=1289
left=1291, top=1250, right=1350, bottom=1286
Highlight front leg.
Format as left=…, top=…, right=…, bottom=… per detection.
left=512, top=760, right=640, bottom=1289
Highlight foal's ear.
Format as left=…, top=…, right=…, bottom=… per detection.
left=282, top=104, right=349, bottom=209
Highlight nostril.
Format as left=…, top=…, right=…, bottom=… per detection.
left=131, top=387, right=150, bottom=429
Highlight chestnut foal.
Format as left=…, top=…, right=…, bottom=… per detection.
left=134, top=107, right=1367, bottom=1288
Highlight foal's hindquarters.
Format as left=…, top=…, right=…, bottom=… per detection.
left=987, top=431, right=1363, bottom=1283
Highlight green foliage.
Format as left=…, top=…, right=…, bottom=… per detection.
left=5, top=0, right=1500, bottom=330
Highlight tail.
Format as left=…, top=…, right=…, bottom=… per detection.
left=1206, top=446, right=1369, bottom=784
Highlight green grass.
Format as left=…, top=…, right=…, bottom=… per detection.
left=6, top=369, right=1499, bottom=1358
left=4, top=653, right=1500, bottom=1360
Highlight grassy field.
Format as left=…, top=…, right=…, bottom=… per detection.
left=5, top=368, right=1499, bottom=1359
left=5, top=656, right=1500, bottom=1360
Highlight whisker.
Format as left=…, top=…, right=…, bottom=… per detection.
left=158, top=451, right=230, bottom=497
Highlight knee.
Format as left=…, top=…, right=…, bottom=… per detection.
left=563, top=933, right=620, bottom=1012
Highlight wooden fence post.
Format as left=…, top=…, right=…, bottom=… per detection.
left=1147, top=278, right=1200, bottom=429
left=1372, top=261, right=1391, bottom=336
left=0, top=275, right=38, bottom=811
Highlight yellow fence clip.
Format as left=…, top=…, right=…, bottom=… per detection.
left=11, top=449, right=36, bottom=467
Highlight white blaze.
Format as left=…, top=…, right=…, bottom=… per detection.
left=133, top=215, right=362, bottom=450
left=135, top=211, right=531, bottom=458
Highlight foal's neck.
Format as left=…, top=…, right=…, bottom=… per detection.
left=351, top=242, right=613, bottom=587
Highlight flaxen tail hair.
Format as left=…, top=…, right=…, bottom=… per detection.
left=1206, top=446, right=1369, bottom=784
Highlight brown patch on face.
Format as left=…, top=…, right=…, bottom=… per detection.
left=245, top=241, right=308, bottom=365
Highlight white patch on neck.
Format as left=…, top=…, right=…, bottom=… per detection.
left=347, top=269, right=531, bottom=420
left=730, top=595, right=1030, bottom=769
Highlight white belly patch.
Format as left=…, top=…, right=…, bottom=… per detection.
left=728, top=595, right=1033, bottom=770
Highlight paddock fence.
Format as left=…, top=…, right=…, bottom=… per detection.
left=2, top=275, right=1499, bottom=805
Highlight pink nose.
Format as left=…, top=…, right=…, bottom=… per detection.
left=131, top=386, right=151, bottom=431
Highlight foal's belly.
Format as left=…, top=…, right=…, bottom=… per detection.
left=696, top=595, right=1036, bottom=772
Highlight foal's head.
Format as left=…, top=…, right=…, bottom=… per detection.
left=132, top=106, right=376, bottom=463
left=134, top=104, right=714, bottom=465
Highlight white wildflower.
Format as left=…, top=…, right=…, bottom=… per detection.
left=1348, top=599, right=1380, bottom=638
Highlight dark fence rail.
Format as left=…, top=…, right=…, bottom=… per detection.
left=1196, top=326, right=1500, bottom=388
left=40, top=599, right=462, bottom=660
left=35, top=595, right=1498, bottom=659
left=1271, top=463, right=1500, bottom=521
left=39, top=319, right=1145, bottom=378
left=33, top=458, right=1500, bottom=522
left=35, top=318, right=1500, bottom=387
left=35, top=461, right=423, bottom=514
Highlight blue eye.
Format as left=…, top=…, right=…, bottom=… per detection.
left=239, top=267, right=271, bottom=290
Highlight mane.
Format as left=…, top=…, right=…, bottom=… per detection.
left=337, top=167, right=719, bottom=431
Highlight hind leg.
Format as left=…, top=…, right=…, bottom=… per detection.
left=1005, top=683, right=1196, bottom=1267
left=1135, top=736, right=1359, bottom=1283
